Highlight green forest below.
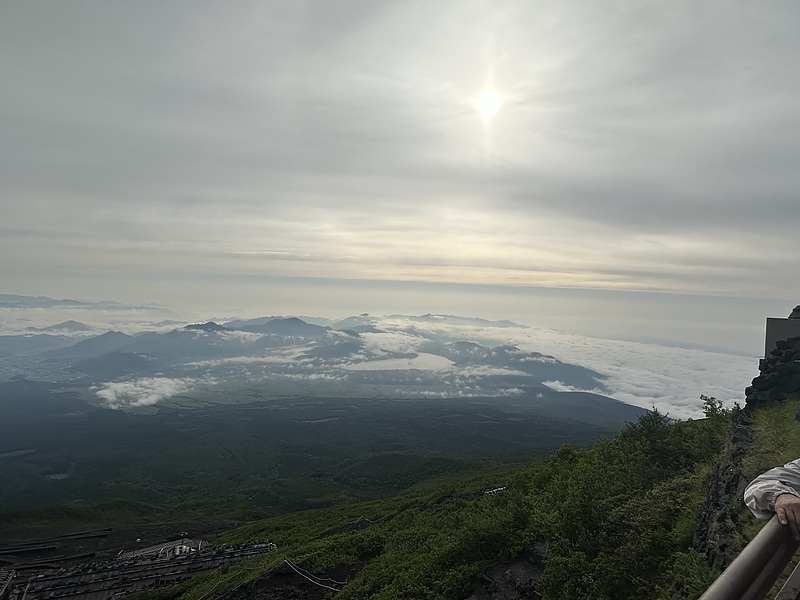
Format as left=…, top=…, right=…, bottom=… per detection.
left=115, top=395, right=800, bottom=600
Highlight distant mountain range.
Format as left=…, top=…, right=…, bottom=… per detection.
left=25, top=320, right=93, bottom=333
left=0, top=293, right=164, bottom=311
left=0, top=294, right=122, bottom=310
left=0, top=313, right=621, bottom=416
left=44, top=331, right=133, bottom=358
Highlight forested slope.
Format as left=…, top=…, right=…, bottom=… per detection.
left=127, top=397, right=743, bottom=600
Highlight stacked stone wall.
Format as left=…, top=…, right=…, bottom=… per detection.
left=745, top=336, right=800, bottom=410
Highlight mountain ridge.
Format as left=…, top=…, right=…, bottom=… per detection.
left=2, top=314, right=618, bottom=414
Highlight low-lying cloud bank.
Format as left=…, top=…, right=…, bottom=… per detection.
left=94, top=377, right=199, bottom=409
left=367, top=317, right=757, bottom=420
left=496, top=328, right=754, bottom=420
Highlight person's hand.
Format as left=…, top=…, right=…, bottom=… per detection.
left=775, top=493, right=800, bottom=540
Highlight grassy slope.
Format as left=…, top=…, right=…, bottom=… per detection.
left=743, top=398, right=800, bottom=480
left=739, top=398, right=800, bottom=596
left=126, top=405, right=735, bottom=600
left=737, top=397, right=800, bottom=545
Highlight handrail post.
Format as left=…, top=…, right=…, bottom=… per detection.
left=700, top=517, right=800, bottom=600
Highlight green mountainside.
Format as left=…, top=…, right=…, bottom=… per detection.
left=122, top=397, right=752, bottom=600
left=9, top=391, right=800, bottom=599
left=0, top=380, right=643, bottom=521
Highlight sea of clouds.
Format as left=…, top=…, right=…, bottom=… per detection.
left=368, top=317, right=757, bottom=420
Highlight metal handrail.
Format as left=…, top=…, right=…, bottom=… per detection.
left=700, top=516, right=800, bottom=600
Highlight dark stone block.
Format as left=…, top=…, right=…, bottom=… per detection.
left=732, top=426, right=750, bottom=444
left=776, top=379, right=800, bottom=394
left=768, top=387, right=788, bottom=400
left=752, top=375, right=776, bottom=392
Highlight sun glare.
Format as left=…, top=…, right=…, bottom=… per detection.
left=475, top=90, right=501, bottom=119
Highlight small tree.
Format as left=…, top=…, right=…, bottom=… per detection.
left=701, top=395, right=725, bottom=418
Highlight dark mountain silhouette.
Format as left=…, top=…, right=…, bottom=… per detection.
left=242, top=317, right=328, bottom=337
left=119, top=330, right=238, bottom=361
left=226, top=315, right=335, bottom=329
left=526, top=390, right=644, bottom=427
left=25, top=320, right=93, bottom=333
left=0, top=334, right=72, bottom=356
left=0, top=294, right=128, bottom=309
left=224, top=316, right=282, bottom=329
left=184, top=322, right=229, bottom=332
left=331, top=314, right=376, bottom=330
left=45, top=331, right=133, bottom=358
left=154, top=319, right=185, bottom=327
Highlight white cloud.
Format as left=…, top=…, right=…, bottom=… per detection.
left=452, top=365, right=529, bottom=378
left=280, top=372, right=344, bottom=381
left=343, top=352, right=453, bottom=372
left=94, top=377, right=201, bottom=409
left=216, top=330, right=264, bottom=343
left=520, top=355, right=558, bottom=364
left=360, top=330, right=424, bottom=355
left=543, top=380, right=605, bottom=395
left=186, top=354, right=297, bottom=368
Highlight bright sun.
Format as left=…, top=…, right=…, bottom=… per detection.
left=475, top=90, right=501, bottom=119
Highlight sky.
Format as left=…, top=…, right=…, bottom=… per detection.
left=2, top=1, right=800, bottom=354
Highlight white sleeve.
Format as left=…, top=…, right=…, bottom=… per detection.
left=744, top=459, right=800, bottom=520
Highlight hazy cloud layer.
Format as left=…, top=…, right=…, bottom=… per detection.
left=0, top=306, right=183, bottom=336
left=2, top=1, right=799, bottom=317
